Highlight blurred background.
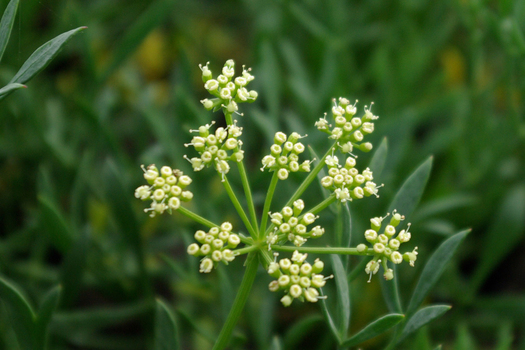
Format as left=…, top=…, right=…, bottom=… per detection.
left=0, top=0, right=524, bottom=349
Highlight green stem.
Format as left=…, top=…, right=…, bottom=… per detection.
left=307, top=194, right=337, bottom=215
left=233, top=244, right=259, bottom=256
left=222, top=176, right=257, bottom=239
left=284, top=142, right=336, bottom=208
left=178, top=206, right=218, bottom=228
left=236, top=161, right=258, bottom=232
left=259, top=171, right=279, bottom=238
left=272, top=245, right=373, bottom=255
left=212, top=252, right=259, bottom=350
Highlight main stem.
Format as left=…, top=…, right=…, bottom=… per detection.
left=212, top=252, right=259, bottom=350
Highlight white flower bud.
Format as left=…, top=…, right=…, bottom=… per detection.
left=199, top=258, right=214, bottom=273
left=280, top=295, right=293, bottom=307
left=187, top=243, right=200, bottom=256
left=304, top=288, right=319, bottom=303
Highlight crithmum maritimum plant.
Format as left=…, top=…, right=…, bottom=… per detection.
left=135, top=60, right=468, bottom=349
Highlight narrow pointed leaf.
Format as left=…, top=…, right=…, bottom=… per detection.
left=406, top=229, right=470, bottom=317
left=10, top=27, right=86, bottom=85
left=34, top=286, right=61, bottom=350
left=398, top=305, right=451, bottom=343
left=340, top=202, right=352, bottom=248
left=0, top=0, right=19, bottom=63
left=154, top=299, right=179, bottom=350
left=0, top=277, right=35, bottom=350
left=331, top=254, right=350, bottom=338
left=60, top=231, right=88, bottom=306
left=0, top=83, right=26, bottom=99
left=379, top=263, right=402, bottom=313
left=368, top=137, right=388, bottom=179
left=387, top=156, right=433, bottom=219
left=319, top=290, right=342, bottom=344
left=341, top=313, right=404, bottom=347
left=38, top=195, right=74, bottom=253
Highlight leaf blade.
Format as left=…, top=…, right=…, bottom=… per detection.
left=331, top=254, right=350, bottom=338
left=0, top=277, right=35, bottom=350
left=154, top=299, right=180, bottom=350
left=34, top=286, right=61, bottom=350
left=341, top=313, right=405, bottom=348
left=10, top=27, right=86, bottom=85
left=406, top=229, right=470, bottom=317
left=0, top=0, right=19, bottom=63
left=398, top=305, right=451, bottom=343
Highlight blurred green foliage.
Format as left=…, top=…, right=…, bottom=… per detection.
left=0, top=0, right=524, bottom=349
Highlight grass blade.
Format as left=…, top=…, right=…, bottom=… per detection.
left=0, top=277, right=35, bottom=350
left=154, top=299, right=180, bottom=350
left=341, top=313, right=404, bottom=348
left=38, top=195, right=74, bottom=253
left=406, top=229, right=470, bottom=317
left=470, top=186, right=525, bottom=296
left=34, top=286, right=61, bottom=350
left=10, top=27, right=86, bottom=85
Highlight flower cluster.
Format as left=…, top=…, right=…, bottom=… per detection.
left=187, top=222, right=241, bottom=273
left=135, top=165, right=193, bottom=217
left=266, top=199, right=324, bottom=248
left=200, top=60, right=258, bottom=115
left=315, top=98, right=377, bottom=154
left=321, top=155, right=381, bottom=202
left=261, top=132, right=312, bottom=180
left=356, top=211, right=418, bottom=281
left=184, top=121, right=244, bottom=181
left=268, top=251, right=332, bottom=307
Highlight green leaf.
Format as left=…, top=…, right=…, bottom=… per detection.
left=0, top=277, right=35, bottom=350
left=368, top=137, right=388, bottom=179
left=101, top=0, right=174, bottom=82
left=60, top=231, right=88, bottom=307
left=319, top=289, right=342, bottom=344
left=102, top=159, right=148, bottom=294
left=0, top=0, right=18, bottom=63
left=379, top=263, right=402, bottom=313
left=34, top=286, right=61, bottom=350
left=340, top=202, right=352, bottom=249
left=406, top=229, right=470, bottom=317
left=434, top=345, right=443, bottom=350
left=154, top=299, right=179, bottom=350
left=398, top=305, right=451, bottom=343
left=10, top=27, right=86, bottom=85
left=453, top=323, right=478, bottom=350
left=51, top=300, right=152, bottom=330
left=331, top=254, right=350, bottom=339
left=0, top=83, right=26, bottom=99
left=341, top=313, right=404, bottom=348
left=470, top=186, right=525, bottom=295
left=38, top=195, right=74, bottom=253
left=387, top=156, right=433, bottom=219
